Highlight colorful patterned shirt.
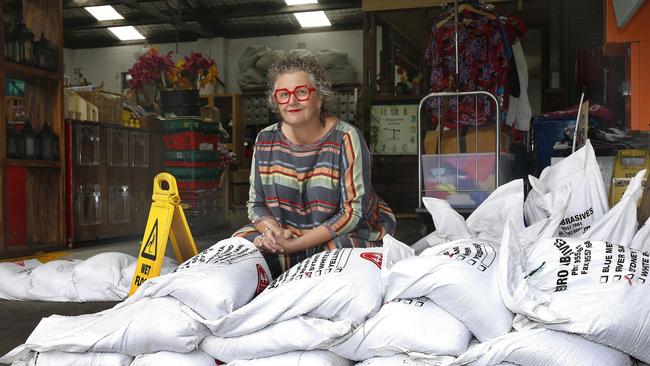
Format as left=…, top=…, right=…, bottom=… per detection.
left=233, top=120, right=396, bottom=276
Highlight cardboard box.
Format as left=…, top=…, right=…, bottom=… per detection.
left=423, top=126, right=506, bottom=155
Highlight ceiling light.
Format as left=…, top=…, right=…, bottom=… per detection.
left=285, top=0, right=318, bottom=5
left=85, top=5, right=124, bottom=21
left=294, top=11, right=331, bottom=28
left=108, top=26, right=145, bottom=41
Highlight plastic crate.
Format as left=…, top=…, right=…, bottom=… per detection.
left=163, top=131, right=219, bottom=151
left=164, top=160, right=219, bottom=168
left=162, top=117, right=220, bottom=134
left=165, top=166, right=222, bottom=180
left=165, top=150, right=219, bottom=162
left=184, top=207, right=218, bottom=236
left=177, top=179, right=220, bottom=191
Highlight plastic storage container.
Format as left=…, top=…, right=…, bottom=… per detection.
left=163, top=131, right=219, bottom=151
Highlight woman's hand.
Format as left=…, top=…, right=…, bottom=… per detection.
left=254, top=227, right=301, bottom=254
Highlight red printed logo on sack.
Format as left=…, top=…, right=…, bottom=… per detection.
left=255, top=264, right=271, bottom=295
left=360, top=252, right=383, bottom=269
left=13, top=260, right=25, bottom=266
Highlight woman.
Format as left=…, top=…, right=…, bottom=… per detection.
left=233, top=55, right=396, bottom=277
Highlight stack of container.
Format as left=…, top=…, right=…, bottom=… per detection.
left=162, top=117, right=223, bottom=235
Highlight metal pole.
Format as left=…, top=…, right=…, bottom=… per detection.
left=572, top=91, right=586, bottom=153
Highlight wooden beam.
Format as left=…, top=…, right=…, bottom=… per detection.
left=220, top=19, right=362, bottom=39
left=361, top=0, right=516, bottom=12
left=64, top=14, right=194, bottom=30
left=64, top=31, right=198, bottom=49
left=119, top=0, right=211, bottom=38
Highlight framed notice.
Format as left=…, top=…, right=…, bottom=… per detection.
left=370, top=104, right=417, bottom=155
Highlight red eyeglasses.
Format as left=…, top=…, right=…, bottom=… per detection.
left=273, top=85, right=317, bottom=104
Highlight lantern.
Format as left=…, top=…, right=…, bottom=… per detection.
left=35, top=32, right=56, bottom=70
left=4, top=23, right=16, bottom=62
left=22, top=120, right=41, bottom=159
left=6, top=119, right=25, bottom=159
left=38, top=120, right=58, bottom=160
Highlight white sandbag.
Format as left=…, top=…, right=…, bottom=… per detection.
left=119, top=257, right=177, bottom=290
left=131, top=350, right=214, bottom=366
left=255, top=49, right=286, bottom=73
left=238, top=68, right=266, bottom=90
left=287, top=48, right=315, bottom=60
left=452, top=329, right=632, bottom=366
left=194, top=239, right=411, bottom=336
left=0, top=259, right=40, bottom=300
left=135, top=238, right=271, bottom=320
left=356, top=355, right=454, bottom=366
left=0, top=296, right=209, bottom=363
left=328, top=65, right=356, bottom=85
left=73, top=252, right=136, bottom=301
left=383, top=236, right=513, bottom=342
left=201, top=316, right=354, bottom=362
left=523, top=140, right=608, bottom=236
left=29, top=259, right=82, bottom=301
left=414, top=180, right=524, bottom=254
left=499, top=222, right=650, bottom=362
left=317, top=49, right=349, bottom=69
left=579, top=169, right=646, bottom=247
left=238, top=45, right=271, bottom=72
left=226, top=350, right=352, bottom=366
left=20, top=350, right=132, bottom=366
left=331, top=297, right=471, bottom=361
left=631, top=217, right=650, bottom=252
left=466, top=180, right=525, bottom=242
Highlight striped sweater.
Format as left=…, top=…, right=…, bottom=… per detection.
left=233, top=120, right=396, bottom=274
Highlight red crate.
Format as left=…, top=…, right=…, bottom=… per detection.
left=163, top=131, right=219, bottom=151
left=177, top=179, right=220, bottom=191
left=164, top=160, right=219, bottom=168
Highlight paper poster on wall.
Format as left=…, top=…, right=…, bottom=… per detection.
left=370, top=104, right=417, bottom=155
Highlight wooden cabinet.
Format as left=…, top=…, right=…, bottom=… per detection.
left=67, top=121, right=162, bottom=243
left=0, top=0, right=65, bottom=257
left=200, top=93, right=243, bottom=167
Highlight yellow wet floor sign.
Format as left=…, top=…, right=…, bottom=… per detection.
left=129, top=173, right=198, bottom=296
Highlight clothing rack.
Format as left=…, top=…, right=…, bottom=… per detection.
left=417, top=0, right=502, bottom=211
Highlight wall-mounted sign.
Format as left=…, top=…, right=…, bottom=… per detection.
left=370, top=104, right=417, bottom=155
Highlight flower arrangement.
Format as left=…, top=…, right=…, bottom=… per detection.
left=128, top=49, right=219, bottom=92
left=128, top=48, right=174, bottom=92
left=165, top=52, right=219, bottom=90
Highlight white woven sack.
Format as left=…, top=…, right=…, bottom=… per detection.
left=201, top=316, right=353, bottom=362
left=135, top=238, right=271, bottom=320
left=18, top=350, right=132, bottom=366
left=238, top=45, right=271, bottom=72
left=523, top=140, right=608, bottom=236
left=0, top=259, right=40, bottom=300
left=578, top=169, right=646, bottom=247
left=225, top=350, right=353, bottom=366
left=131, top=350, right=215, bottom=366
left=499, top=222, right=650, bottom=362
left=73, top=252, right=136, bottom=301
left=355, top=355, right=455, bottom=366
left=195, top=239, right=411, bottom=336
left=452, top=329, right=632, bottom=366
left=383, top=236, right=512, bottom=342
left=413, top=180, right=524, bottom=254
left=331, top=297, right=471, bottom=361
left=632, top=218, right=650, bottom=252
left=0, top=296, right=209, bottom=363
left=29, top=259, right=82, bottom=301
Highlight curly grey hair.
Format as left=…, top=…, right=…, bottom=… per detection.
left=265, top=55, right=333, bottom=126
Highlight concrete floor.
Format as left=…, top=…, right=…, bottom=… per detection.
left=0, top=209, right=422, bottom=357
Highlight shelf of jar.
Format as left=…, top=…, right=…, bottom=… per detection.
left=5, top=159, right=61, bottom=168
left=3, top=61, right=59, bottom=81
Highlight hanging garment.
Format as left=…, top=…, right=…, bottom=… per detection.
left=506, top=39, right=532, bottom=131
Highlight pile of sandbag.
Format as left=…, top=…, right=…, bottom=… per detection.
left=0, top=252, right=152, bottom=302
left=237, top=46, right=356, bottom=90
left=0, top=238, right=271, bottom=366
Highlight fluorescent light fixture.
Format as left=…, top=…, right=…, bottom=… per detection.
left=285, top=0, right=318, bottom=5
left=84, top=5, right=124, bottom=21
left=108, top=26, right=145, bottom=41
left=294, top=11, right=331, bottom=28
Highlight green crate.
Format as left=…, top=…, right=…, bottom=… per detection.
left=165, top=167, right=222, bottom=180
left=165, top=150, right=219, bottom=162
left=163, top=117, right=220, bottom=134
